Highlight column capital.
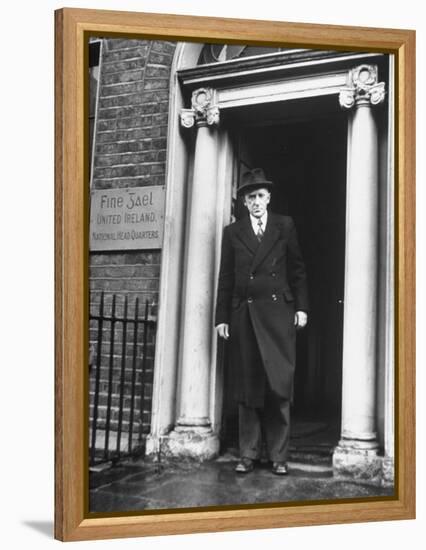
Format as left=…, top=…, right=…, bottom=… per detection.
left=180, top=87, right=220, bottom=128
left=339, top=64, right=386, bottom=109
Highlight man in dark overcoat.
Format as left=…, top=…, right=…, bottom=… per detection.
left=215, top=168, right=309, bottom=475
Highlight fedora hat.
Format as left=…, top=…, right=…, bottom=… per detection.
left=237, top=168, right=273, bottom=195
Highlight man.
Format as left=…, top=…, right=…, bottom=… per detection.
left=215, top=168, right=309, bottom=475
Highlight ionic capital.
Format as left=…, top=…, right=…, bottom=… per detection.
left=180, top=87, right=220, bottom=128
left=339, top=65, right=386, bottom=109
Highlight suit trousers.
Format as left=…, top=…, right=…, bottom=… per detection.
left=238, top=380, right=291, bottom=463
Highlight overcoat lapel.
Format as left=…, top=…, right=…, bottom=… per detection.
left=235, top=216, right=258, bottom=255
left=251, top=214, right=281, bottom=271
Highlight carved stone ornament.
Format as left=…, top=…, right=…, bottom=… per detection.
left=180, top=87, right=220, bottom=128
left=180, top=109, right=196, bottom=128
left=339, top=65, right=386, bottom=109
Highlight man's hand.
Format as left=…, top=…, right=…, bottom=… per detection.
left=294, top=311, right=308, bottom=329
left=216, top=323, right=230, bottom=340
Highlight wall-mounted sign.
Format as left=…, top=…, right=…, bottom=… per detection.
left=89, top=186, right=165, bottom=251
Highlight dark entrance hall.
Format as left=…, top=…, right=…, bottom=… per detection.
left=221, top=103, right=348, bottom=459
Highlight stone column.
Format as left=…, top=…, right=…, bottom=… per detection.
left=382, top=58, right=395, bottom=486
left=333, top=65, right=386, bottom=479
left=162, top=88, right=220, bottom=459
left=382, top=348, right=395, bottom=485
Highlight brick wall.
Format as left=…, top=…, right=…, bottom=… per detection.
left=89, top=38, right=177, bottom=454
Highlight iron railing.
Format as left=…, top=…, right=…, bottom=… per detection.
left=89, top=291, right=156, bottom=466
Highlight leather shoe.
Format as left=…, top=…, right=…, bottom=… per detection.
left=235, top=457, right=254, bottom=473
left=271, top=462, right=288, bottom=475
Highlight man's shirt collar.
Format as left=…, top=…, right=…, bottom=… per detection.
left=249, top=211, right=268, bottom=234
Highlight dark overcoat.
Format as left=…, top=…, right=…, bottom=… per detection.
left=215, top=212, right=309, bottom=407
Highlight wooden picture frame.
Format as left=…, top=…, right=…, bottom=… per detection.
left=55, top=7, right=415, bottom=541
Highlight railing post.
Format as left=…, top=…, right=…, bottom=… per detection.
left=116, top=295, right=128, bottom=456
left=104, top=294, right=116, bottom=461
left=90, top=291, right=104, bottom=466
left=139, top=300, right=150, bottom=442
left=128, top=297, right=140, bottom=454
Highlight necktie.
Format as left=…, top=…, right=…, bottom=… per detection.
left=256, top=219, right=264, bottom=242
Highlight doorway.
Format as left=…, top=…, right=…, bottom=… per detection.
left=220, top=99, right=348, bottom=457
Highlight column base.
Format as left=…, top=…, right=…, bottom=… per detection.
left=382, top=456, right=394, bottom=487
left=333, top=439, right=382, bottom=483
left=160, top=426, right=220, bottom=461
left=145, top=434, right=161, bottom=459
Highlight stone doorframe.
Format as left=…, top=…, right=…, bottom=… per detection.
left=146, top=45, right=394, bottom=482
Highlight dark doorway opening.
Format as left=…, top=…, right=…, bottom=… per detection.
left=220, top=101, right=347, bottom=460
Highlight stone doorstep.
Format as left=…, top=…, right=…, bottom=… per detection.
left=287, top=461, right=333, bottom=476
left=88, top=428, right=393, bottom=487
left=219, top=449, right=333, bottom=466
left=89, top=453, right=393, bottom=489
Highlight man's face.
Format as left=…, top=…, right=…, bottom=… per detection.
left=243, top=187, right=271, bottom=218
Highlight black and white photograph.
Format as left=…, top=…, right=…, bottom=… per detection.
left=87, top=35, right=396, bottom=514
left=3, top=0, right=425, bottom=546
